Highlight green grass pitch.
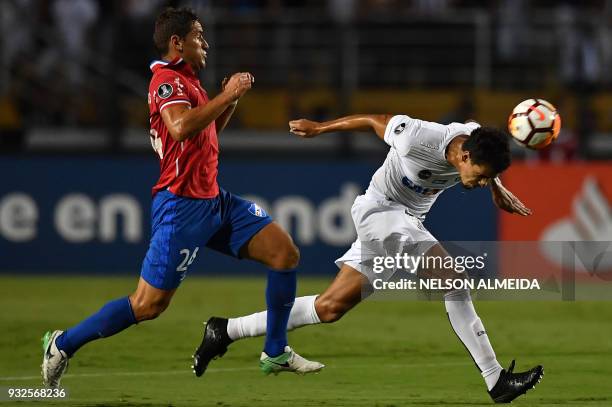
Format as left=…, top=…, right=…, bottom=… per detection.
left=1, top=275, right=611, bottom=406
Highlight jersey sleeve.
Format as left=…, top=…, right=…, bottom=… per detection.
left=383, top=114, right=422, bottom=155
left=464, top=121, right=481, bottom=133
left=150, top=71, right=192, bottom=113
left=448, top=121, right=481, bottom=135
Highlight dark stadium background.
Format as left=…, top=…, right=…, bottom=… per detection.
left=1, top=0, right=610, bottom=275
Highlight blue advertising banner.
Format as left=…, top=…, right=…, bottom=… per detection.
left=0, top=157, right=497, bottom=275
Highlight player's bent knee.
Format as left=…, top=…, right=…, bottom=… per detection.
left=269, top=243, right=300, bottom=270
left=315, top=297, right=348, bottom=323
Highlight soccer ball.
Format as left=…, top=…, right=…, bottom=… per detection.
left=508, top=99, right=561, bottom=149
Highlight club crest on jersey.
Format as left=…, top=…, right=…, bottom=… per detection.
left=393, top=123, right=406, bottom=134
left=157, top=83, right=173, bottom=99
left=248, top=203, right=267, bottom=218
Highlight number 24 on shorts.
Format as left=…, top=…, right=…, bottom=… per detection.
left=177, top=247, right=199, bottom=272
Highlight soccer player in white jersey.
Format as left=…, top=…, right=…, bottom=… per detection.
left=192, top=114, right=543, bottom=403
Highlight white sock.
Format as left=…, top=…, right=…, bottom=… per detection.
left=227, top=295, right=321, bottom=341
left=444, top=289, right=503, bottom=391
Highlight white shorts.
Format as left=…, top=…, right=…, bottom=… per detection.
left=335, top=193, right=438, bottom=284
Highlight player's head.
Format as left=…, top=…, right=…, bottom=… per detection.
left=458, top=127, right=511, bottom=189
left=154, top=7, right=208, bottom=71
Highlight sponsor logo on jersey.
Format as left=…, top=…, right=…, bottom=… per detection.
left=418, top=170, right=432, bottom=180
left=401, top=176, right=441, bottom=196
left=393, top=123, right=406, bottom=134
left=157, top=83, right=173, bottom=99
left=248, top=203, right=268, bottom=217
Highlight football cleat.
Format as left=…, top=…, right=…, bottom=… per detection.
left=259, top=346, right=325, bottom=376
left=192, top=317, right=233, bottom=377
left=41, top=330, right=69, bottom=388
left=488, top=360, right=544, bottom=404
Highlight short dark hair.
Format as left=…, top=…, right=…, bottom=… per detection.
left=462, top=127, right=511, bottom=174
left=153, top=7, right=200, bottom=56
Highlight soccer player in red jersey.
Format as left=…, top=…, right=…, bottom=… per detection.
left=41, top=8, right=323, bottom=388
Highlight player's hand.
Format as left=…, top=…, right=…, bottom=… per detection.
left=223, top=72, right=254, bottom=102
left=491, top=178, right=532, bottom=216
left=289, top=119, right=322, bottom=138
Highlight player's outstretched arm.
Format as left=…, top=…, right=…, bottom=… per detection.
left=161, top=72, right=253, bottom=141
left=289, top=114, right=392, bottom=140
left=490, top=177, right=532, bottom=216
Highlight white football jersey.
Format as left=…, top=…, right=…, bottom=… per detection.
left=368, top=115, right=480, bottom=218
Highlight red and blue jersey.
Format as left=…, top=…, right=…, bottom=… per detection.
left=143, top=58, right=274, bottom=291
left=148, top=57, right=219, bottom=198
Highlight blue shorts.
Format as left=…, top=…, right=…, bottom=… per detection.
left=141, top=188, right=272, bottom=290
